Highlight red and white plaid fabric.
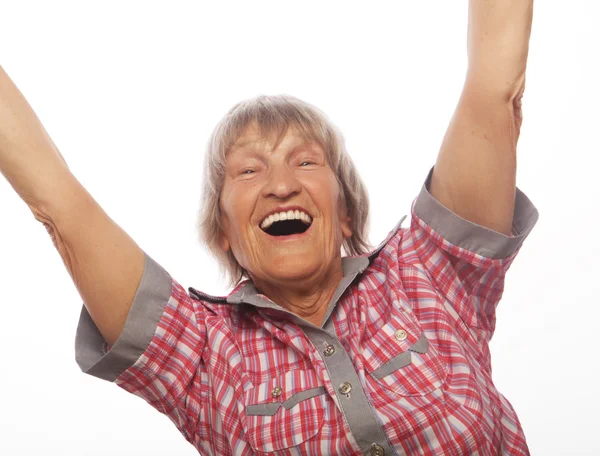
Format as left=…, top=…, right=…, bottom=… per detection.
left=92, top=172, right=537, bottom=455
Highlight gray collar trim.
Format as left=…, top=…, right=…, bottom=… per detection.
left=189, top=214, right=407, bottom=309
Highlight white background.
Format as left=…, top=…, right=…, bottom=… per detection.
left=0, top=1, right=598, bottom=455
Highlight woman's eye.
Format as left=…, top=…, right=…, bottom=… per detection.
left=300, top=161, right=313, bottom=167
left=241, top=169, right=255, bottom=175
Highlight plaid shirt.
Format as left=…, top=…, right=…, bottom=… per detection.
left=75, top=166, right=539, bottom=455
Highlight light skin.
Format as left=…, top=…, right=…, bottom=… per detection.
left=218, top=123, right=352, bottom=326
left=430, top=0, right=533, bottom=237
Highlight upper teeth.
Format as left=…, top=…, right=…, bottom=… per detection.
left=260, top=210, right=312, bottom=230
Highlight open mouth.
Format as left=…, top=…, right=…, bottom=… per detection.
left=260, top=210, right=312, bottom=237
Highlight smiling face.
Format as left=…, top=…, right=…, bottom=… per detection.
left=218, top=123, right=352, bottom=288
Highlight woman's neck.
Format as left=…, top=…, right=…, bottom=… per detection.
left=251, top=262, right=344, bottom=327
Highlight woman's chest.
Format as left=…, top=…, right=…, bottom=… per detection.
left=194, top=278, right=500, bottom=455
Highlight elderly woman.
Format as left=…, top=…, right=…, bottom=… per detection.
left=0, top=2, right=538, bottom=455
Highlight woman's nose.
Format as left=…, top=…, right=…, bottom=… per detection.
left=261, top=165, right=302, bottom=199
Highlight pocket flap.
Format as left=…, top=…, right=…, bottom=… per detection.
left=364, top=329, right=447, bottom=396
left=369, top=333, right=430, bottom=380
left=246, top=386, right=326, bottom=416
left=243, top=369, right=327, bottom=451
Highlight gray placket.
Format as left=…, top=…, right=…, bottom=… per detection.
left=301, top=323, right=397, bottom=456
left=303, top=254, right=400, bottom=456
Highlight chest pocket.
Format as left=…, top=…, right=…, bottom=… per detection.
left=362, top=320, right=448, bottom=397
left=242, top=368, right=328, bottom=453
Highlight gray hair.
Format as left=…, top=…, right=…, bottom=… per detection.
left=196, top=94, right=371, bottom=287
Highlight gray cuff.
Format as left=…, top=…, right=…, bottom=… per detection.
left=74, top=251, right=173, bottom=382
left=413, top=166, right=540, bottom=259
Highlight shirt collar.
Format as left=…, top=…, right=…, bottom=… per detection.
left=189, top=215, right=407, bottom=306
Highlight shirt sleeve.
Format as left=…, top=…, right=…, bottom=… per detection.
left=74, top=251, right=207, bottom=442
left=410, top=165, right=539, bottom=340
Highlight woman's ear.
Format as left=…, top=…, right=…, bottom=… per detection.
left=341, top=216, right=353, bottom=239
left=217, top=205, right=231, bottom=252
left=338, top=200, right=353, bottom=239
left=218, top=230, right=231, bottom=252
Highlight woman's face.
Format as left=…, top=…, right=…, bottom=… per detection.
left=219, top=123, right=352, bottom=286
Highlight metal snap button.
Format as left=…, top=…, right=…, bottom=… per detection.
left=371, top=443, right=385, bottom=456
left=338, top=381, right=352, bottom=395
left=271, top=386, right=283, bottom=398
left=323, top=344, right=335, bottom=356
left=395, top=329, right=408, bottom=341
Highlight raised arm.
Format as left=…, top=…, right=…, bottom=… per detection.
left=429, top=0, right=534, bottom=236
left=0, top=65, right=144, bottom=346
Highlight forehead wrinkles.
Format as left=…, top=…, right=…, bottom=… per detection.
left=226, top=122, right=284, bottom=154
left=230, top=119, right=327, bottom=154
left=230, top=134, right=276, bottom=155
left=230, top=133, right=320, bottom=160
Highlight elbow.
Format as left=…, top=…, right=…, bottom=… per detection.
left=30, top=207, right=60, bottom=248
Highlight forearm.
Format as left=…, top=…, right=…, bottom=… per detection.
left=466, top=0, right=534, bottom=100
left=0, top=65, right=72, bottom=218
